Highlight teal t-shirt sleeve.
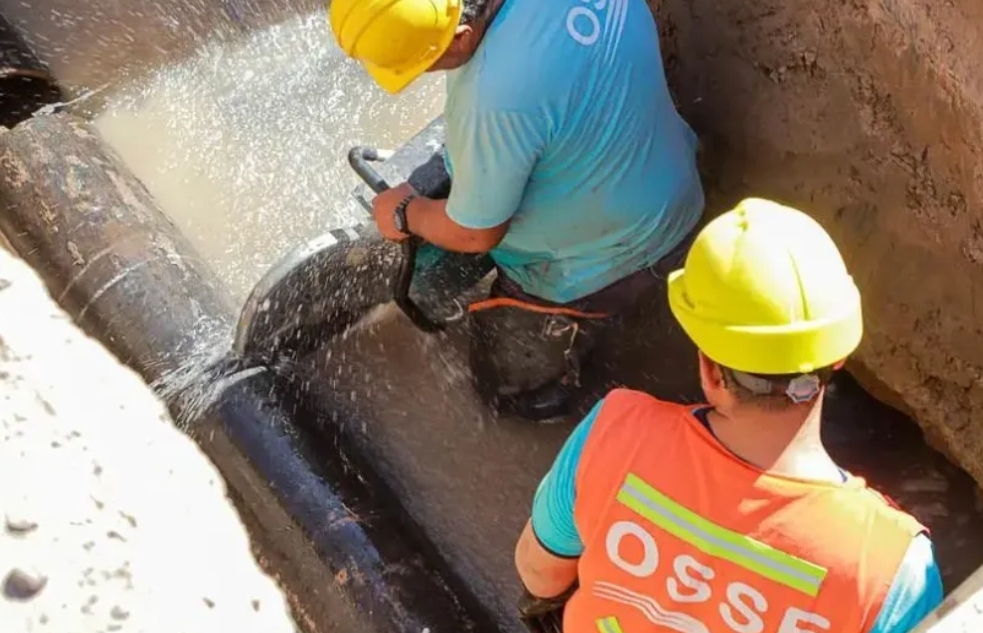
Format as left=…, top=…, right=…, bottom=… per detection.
left=445, top=106, right=545, bottom=230
left=869, top=533, right=944, bottom=633
left=529, top=400, right=604, bottom=558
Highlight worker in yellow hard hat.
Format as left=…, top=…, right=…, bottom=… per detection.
left=512, top=199, right=943, bottom=633
left=330, top=0, right=706, bottom=422
left=330, top=0, right=474, bottom=95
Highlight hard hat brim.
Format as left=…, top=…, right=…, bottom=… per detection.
left=364, top=60, right=424, bottom=95
left=667, top=268, right=864, bottom=375
left=361, top=2, right=463, bottom=95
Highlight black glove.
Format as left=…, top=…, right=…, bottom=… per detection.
left=517, top=585, right=578, bottom=633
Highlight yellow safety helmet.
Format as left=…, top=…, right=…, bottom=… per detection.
left=329, top=0, right=463, bottom=94
left=667, top=198, right=862, bottom=375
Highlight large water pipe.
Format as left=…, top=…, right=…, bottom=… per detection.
left=0, top=113, right=493, bottom=633
left=0, top=13, right=61, bottom=128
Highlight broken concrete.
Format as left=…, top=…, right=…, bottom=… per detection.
left=0, top=246, right=296, bottom=633
left=651, top=0, right=983, bottom=487
left=914, top=565, right=983, bottom=632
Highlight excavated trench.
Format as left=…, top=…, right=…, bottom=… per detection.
left=2, top=1, right=983, bottom=632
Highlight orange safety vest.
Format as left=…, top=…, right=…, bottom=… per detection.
left=566, top=389, right=925, bottom=633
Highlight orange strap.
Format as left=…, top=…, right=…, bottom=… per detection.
left=467, top=296, right=611, bottom=320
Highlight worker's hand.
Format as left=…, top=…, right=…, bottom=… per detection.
left=371, top=182, right=416, bottom=242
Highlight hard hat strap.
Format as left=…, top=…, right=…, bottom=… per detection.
left=728, top=369, right=823, bottom=404
left=729, top=370, right=779, bottom=396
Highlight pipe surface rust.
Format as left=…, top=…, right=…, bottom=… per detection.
left=0, top=113, right=491, bottom=633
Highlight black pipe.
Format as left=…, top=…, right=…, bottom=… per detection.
left=0, top=14, right=62, bottom=128
left=214, top=366, right=491, bottom=632
left=0, top=113, right=490, bottom=633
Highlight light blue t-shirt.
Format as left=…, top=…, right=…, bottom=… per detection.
left=531, top=400, right=945, bottom=632
left=442, top=0, right=705, bottom=304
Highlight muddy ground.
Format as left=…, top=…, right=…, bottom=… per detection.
left=308, top=261, right=983, bottom=631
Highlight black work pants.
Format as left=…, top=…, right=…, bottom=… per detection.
left=466, top=234, right=694, bottom=416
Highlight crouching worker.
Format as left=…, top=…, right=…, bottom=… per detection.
left=329, top=0, right=704, bottom=421
left=513, top=199, right=943, bottom=632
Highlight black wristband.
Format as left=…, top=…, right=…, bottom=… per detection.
left=393, top=194, right=417, bottom=236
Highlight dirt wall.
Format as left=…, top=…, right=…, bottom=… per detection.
left=650, top=0, right=983, bottom=487
left=0, top=245, right=296, bottom=633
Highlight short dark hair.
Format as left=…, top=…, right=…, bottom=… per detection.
left=717, top=364, right=837, bottom=411
left=461, top=0, right=494, bottom=25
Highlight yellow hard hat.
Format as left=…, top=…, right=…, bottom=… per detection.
left=329, top=0, right=463, bottom=94
left=667, top=198, right=862, bottom=375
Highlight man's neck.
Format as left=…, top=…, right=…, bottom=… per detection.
left=473, top=0, right=507, bottom=43
left=706, top=400, right=843, bottom=483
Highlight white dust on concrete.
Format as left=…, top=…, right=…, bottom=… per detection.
left=0, top=248, right=295, bottom=632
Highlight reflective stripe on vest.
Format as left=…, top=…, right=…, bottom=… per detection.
left=596, top=616, right=624, bottom=633
left=617, top=473, right=827, bottom=597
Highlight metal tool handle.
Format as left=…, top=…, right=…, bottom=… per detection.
left=347, top=146, right=390, bottom=195
left=347, top=146, right=445, bottom=333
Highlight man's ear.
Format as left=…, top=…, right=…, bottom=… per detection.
left=832, top=359, right=847, bottom=370
left=447, top=24, right=474, bottom=52
left=697, top=352, right=724, bottom=391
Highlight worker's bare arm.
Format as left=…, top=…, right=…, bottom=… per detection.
left=371, top=107, right=539, bottom=252
left=406, top=194, right=509, bottom=253
left=515, top=519, right=579, bottom=599
left=369, top=181, right=509, bottom=253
